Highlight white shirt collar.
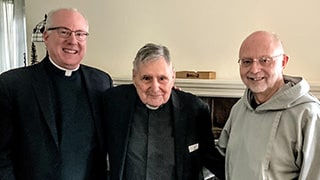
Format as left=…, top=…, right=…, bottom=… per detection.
left=49, top=57, right=80, bottom=77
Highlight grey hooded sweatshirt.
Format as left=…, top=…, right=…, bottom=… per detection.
left=218, top=75, right=320, bottom=180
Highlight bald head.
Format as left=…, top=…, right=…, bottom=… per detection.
left=239, top=31, right=285, bottom=58
left=45, top=8, right=89, bottom=32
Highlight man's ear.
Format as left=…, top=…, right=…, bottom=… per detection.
left=43, top=31, right=49, bottom=46
left=43, top=31, right=48, bottom=40
left=282, top=54, right=289, bottom=69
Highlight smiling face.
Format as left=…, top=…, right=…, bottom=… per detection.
left=43, top=9, right=88, bottom=70
left=239, top=31, right=289, bottom=103
left=133, top=56, right=175, bottom=108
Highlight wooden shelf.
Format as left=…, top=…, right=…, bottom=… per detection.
left=113, top=77, right=320, bottom=99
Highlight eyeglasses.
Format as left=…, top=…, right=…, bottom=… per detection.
left=238, top=54, right=284, bottom=67
left=47, top=27, right=89, bottom=41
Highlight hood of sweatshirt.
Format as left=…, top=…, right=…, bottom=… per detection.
left=243, top=75, right=320, bottom=111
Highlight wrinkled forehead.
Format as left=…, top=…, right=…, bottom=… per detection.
left=135, top=58, right=174, bottom=76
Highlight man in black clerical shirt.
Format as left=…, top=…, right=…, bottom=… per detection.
left=103, top=43, right=225, bottom=180
left=0, top=8, right=112, bottom=180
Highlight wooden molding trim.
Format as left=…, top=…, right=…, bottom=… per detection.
left=113, top=77, right=320, bottom=99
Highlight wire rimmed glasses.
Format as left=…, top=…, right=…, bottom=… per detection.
left=47, top=27, right=89, bottom=41
left=238, top=54, right=284, bottom=67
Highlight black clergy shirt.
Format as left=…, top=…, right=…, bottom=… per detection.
left=45, top=60, right=99, bottom=179
left=124, top=98, right=176, bottom=180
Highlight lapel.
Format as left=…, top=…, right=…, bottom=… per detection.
left=171, top=90, right=188, bottom=180
left=81, top=67, right=98, bottom=126
left=80, top=66, right=105, bottom=149
left=118, top=85, right=139, bottom=179
left=31, top=58, right=59, bottom=148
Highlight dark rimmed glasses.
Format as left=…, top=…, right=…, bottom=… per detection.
left=47, top=27, right=89, bottom=41
left=238, top=54, right=284, bottom=67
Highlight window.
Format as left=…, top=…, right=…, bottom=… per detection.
left=0, top=0, right=27, bottom=73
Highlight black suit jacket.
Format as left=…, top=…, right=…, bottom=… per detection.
left=103, top=84, right=225, bottom=180
left=0, top=57, right=113, bottom=180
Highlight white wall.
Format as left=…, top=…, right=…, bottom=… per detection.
left=26, top=0, right=320, bottom=83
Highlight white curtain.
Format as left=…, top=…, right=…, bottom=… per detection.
left=0, top=0, right=27, bottom=74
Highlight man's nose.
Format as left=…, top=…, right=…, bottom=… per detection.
left=67, top=32, right=78, bottom=43
left=150, top=79, right=160, bottom=91
left=248, top=59, right=262, bottom=73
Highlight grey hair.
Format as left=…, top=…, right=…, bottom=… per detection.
left=45, top=8, right=89, bottom=31
left=133, top=43, right=171, bottom=70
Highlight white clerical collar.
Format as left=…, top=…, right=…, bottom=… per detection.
left=145, top=104, right=160, bottom=110
left=49, top=57, right=80, bottom=77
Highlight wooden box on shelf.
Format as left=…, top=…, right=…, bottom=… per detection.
left=176, top=71, right=216, bottom=79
